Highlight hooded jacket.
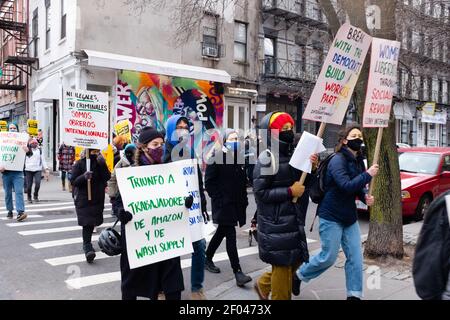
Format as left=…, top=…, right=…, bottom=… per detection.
left=253, top=112, right=310, bottom=266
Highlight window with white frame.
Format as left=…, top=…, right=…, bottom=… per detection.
left=45, top=0, right=51, bottom=50
left=32, top=8, right=38, bottom=57
left=234, top=21, right=247, bottom=63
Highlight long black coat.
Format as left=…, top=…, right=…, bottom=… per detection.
left=205, top=148, right=248, bottom=227
left=71, top=157, right=111, bottom=227
left=118, top=157, right=184, bottom=299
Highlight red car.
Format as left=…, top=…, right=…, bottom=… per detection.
left=399, top=147, right=450, bottom=220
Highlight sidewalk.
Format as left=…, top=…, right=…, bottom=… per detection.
left=206, top=222, right=422, bottom=300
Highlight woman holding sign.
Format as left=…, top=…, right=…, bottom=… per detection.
left=71, top=149, right=111, bottom=263
left=117, top=127, right=192, bottom=300
left=295, top=127, right=378, bottom=300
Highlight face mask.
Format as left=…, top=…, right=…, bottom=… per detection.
left=89, top=153, right=98, bottom=159
left=147, top=146, right=164, bottom=164
left=346, top=138, right=363, bottom=152
left=279, top=130, right=294, bottom=144
left=9, top=128, right=17, bottom=132
left=30, top=144, right=38, bottom=149
left=225, top=141, right=240, bottom=152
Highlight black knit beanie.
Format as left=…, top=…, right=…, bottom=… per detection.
left=138, top=127, right=164, bottom=145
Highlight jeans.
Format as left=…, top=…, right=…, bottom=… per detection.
left=206, top=225, right=241, bottom=273
left=2, top=171, right=25, bottom=213
left=61, top=171, right=72, bottom=183
left=297, top=218, right=363, bottom=299
left=191, top=238, right=206, bottom=292
left=25, top=171, right=42, bottom=199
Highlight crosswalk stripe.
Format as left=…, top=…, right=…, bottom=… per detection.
left=1, top=215, right=43, bottom=220
left=31, top=235, right=101, bottom=249
left=18, top=221, right=120, bottom=236
left=45, top=252, right=112, bottom=266
left=65, top=246, right=260, bottom=289
left=0, top=203, right=112, bottom=215
left=0, top=201, right=75, bottom=210
left=7, top=214, right=114, bottom=227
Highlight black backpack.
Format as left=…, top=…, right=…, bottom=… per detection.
left=309, top=153, right=336, bottom=204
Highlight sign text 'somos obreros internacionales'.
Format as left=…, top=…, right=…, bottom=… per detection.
left=116, top=160, right=194, bottom=269
left=63, top=89, right=109, bottom=150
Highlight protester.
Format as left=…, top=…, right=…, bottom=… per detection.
left=25, top=138, right=49, bottom=203
left=108, top=143, right=136, bottom=217
left=71, top=149, right=111, bottom=263
left=163, top=115, right=209, bottom=300
left=113, top=135, right=129, bottom=167
left=244, top=131, right=257, bottom=187
left=0, top=122, right=28, bottom=221
left=117, top=127, right=190, bottom=300
left=252, top=111, right=317, bottom=300
left=58, top=142, right=75, bottom=192
left=36, top=129, right=44, bottom=147
left=204, top=129, right=252, bottom=287
left=295, top=126, right=378, bottom=300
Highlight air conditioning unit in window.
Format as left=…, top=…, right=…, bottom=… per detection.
left=203, top=46, right=218, bottom=58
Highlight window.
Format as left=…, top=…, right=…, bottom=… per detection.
left=439, top=80, right=443, bottom=103
left=428, top=77, right=433, bottom=101
left=419, top=76, right=424, bottom=100
left=264, top=37, right=275, bottom=74
left=45, top=0, right=51, bottom=50
left=234, top=22, right=247, bottom=63
left=61, top=0, right=66, bottom=39
left=32, top=9, right=38, bottom=57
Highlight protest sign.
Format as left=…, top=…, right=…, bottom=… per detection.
left=303, top=23, right=372, bottom=125
left=27, top=119, right=39, bottom=136
left=114, top=120, right=132, bottom=143
left=289, top=131, right=326, bottom=173
left=0, top=132, right=29, bottom=171
left=116, top=160, right=193, bottom=269
left=101, top=144, right=115, bottom=172
left=363, top=38, right=400, bottom=128
left=421, top=103, right=446, bottom=124
left=0, top=121, right=8, bottom=132
left=63, top=89, right=109, bottom=150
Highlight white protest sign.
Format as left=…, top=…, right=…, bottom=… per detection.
left=63, top=89, right=109, bottom=150
left=303, top=23, right=372, bottom=125
left=0, top=132, right=29, bottom=171
left=422, top=103, right=447, bottom=124
left=116, top=161, right=193, bottom=269
left=363, top=38, right=401, bottom=127
left=289, top=131, right=326, bottom=173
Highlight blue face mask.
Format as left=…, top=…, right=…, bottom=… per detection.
left=225, top=141, right=240, bottom=152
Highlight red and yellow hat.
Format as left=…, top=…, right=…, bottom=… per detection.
left=269, top=112, right=294, bottom=131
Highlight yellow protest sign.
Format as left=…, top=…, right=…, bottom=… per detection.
left=27, top=119, right=39, bottom=136
left=101, top=144, right=114, bottom=172
left=0, top=121, right=8, bottom=132
left=75, top=146, right=84, bottom=162
left=114, top=120, right=132, bottom=143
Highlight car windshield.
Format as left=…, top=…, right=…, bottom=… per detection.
left=399, top=152, right=441, bottom=175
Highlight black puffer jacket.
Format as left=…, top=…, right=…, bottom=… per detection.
left=253, top=112, right=310, bottom=266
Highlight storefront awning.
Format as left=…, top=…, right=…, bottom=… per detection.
left=32, top=74, right=60, bottom=102
left=83, top=49, right=231, bottom=84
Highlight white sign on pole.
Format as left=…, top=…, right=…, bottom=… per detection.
left=303, top=23, right=372, bottom=125
left=289, top=131, right=326, bottom=173
left=63, top=89, right=109, bottom=150
left=421, top=102, right=446, bottom=124
left=116, top=160, right=193, bottom=269
left=0, top=132, right=29, bottom=171
left=363, top=38, right=401, bottom=128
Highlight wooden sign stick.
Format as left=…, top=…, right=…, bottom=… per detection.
left=86, top=148, right=92, bottom=201
left=292, top=122, right=327, bottom=203
left=368, top=127, right=383, bottom=196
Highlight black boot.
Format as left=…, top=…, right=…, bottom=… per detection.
left=235, top=270, right=252, bottom=287
left=205, top=258, right=221, bottom=273
left=292, top=273, right=301, bottom=296
left=27, top=195, right=32, bottom=204
left=83, top=243, right=96, bottom=263
left=347, top=296, right=361, bottom=301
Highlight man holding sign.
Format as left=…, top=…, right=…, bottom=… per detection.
left=0, top=123, right=29, bottom=221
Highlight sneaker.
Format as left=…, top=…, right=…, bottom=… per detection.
left=235, top=270, right=252, bottom=287
left=85, top=251, right=96, bottom=263
left=292, top=273, right=301, bottom=296
left=27, top=196, right=33, bottom=204
left=33, top=196, right=40, bottom=203
left=347, top=296, right=361, bottom=301
left=205, top=259, right=221, bottom=273
left=191, top=290, right=207, bottom=300
left=254, top=281, right=269, bottom=300
left=7, top=211, right=13, bottom=219
left=157, top=292, right=165, bottom=300
left=17, top=212, right=27, bottom=222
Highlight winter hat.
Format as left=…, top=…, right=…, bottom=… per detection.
left=138, top=127, right=164, bottom=145
left=223, top=128, right=237, bottom=143
left=124, top=143, right=136, bottom=152
left=8, top=122, right=19, bottom=131
left=269, top=112, right=294, bottom=131
left=113, top=135, right=128, bottom=148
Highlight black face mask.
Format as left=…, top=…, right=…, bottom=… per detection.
left=346, top=138, right=363, bottom=152
left=279, top=130, right=295, bottom=144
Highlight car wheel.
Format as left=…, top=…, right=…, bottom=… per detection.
left=414, top=194, right=432, bottom=221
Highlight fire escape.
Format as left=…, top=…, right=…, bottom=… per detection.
left=0, top=0, right=37, bottom=91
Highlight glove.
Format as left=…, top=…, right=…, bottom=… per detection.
left=118, top=209, right=133, bottom=225
left=184, top=195, right=194, bottom=209
left=84, top=171, right=93, bottom=180
left=251, top=218, right=257, bottom=228
left=202, top=211, right=210, bottom=224
left=290, top=182, right=305, bottom=198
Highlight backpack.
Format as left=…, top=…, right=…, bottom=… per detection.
left=413, top=191, right=450, bottom=300
left=309, top=153, right=336, bottom=204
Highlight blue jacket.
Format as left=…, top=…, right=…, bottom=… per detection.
left=318, top=146, right=372, bottom=226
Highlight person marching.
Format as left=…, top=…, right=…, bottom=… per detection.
left=25, top=138, right=49, bottom=203
left=71, top=149, right=111, bottom=263
left=295, top=126, right=379, bottom=300
left=204, top=129, right=252, bottom=287
left=0, top=122, right=28, bottom=221
left=58, top=142, right=75, bottom=192
left=163, top=115, right=209, bottom=300
left=117, top=127, right=190, bottom=300
left=253, top=112, right=317, bottom=300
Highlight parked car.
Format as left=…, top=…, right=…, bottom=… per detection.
left=396, top=143, right=411, bottom=149
left=398, top=147, right=450, bottom=220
